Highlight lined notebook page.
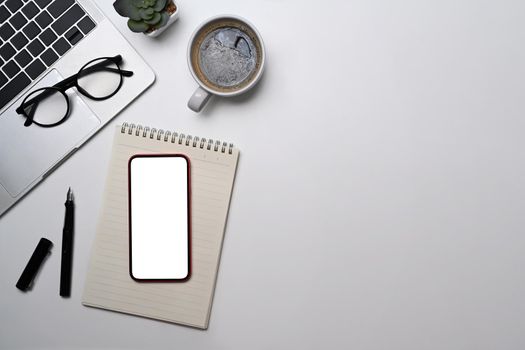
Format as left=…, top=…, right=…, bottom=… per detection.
left=82, top=124, right=239, bottom=329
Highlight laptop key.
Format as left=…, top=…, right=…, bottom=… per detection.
left=22, top=2, right=39, bottom=19
left=0, top=42, right=15, bottom=60
left=48, top=0, right=75, bottom=18
left=40, top=47, right=58, bottom=66
left=0, top=71, right=31, bottom=110
left=0, top=71, right=7, bottom=87
left=2, top=60, right=20, bottom=78
left=0, top=23, right=15, bottom=41
left=0, top=7, right=10, bottom=24
left=5, top=0, right=23, bottom=13
left=65, top=26, right=83, bottom=45
left=35, top=11, right=52, bottom=29
left=35, top=0, right=53, bottom=9
left=14, top=49, right=31, bottom=67
left=25, top=58, right=45, bottom=79
left=52, top=37, right=70, bottom=55
left=52, top=4, right=84, bottom=35
left=27, top=39, right=44, bottom=56
left=9, top=12, right=27, bottom=30
left=77, top=16, right=96, bottom=35
left=11, top=32, right=28, bottom=50
left=39, top=28, right=56, bottom=45
left=23, top=21, right=41, bottom=40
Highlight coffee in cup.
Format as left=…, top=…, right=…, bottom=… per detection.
left=187, top=15, right=266, bottom=112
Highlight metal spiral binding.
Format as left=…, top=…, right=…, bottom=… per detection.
left=120, top=122, right=234, bottom=154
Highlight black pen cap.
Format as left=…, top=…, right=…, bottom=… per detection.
left=16, top=238, right=53, bottom=291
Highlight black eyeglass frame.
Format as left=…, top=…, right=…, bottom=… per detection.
left=16, top=55, right=134, bottom=128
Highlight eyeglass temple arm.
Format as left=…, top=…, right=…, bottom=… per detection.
left=36, top=56, right=127, bottom=90
left=16, top=65, right=133, bottom=113
left=120, top=69, right=134, bottom=77
left=15, top=88, right=58, bottom=114
left=79, top=65, right=133, bottom=77
left=79, top=66, right=133, bottom=77
left=22, top=100, right=37, bottom=126
left=52, top=66, right=133, bottom=89
left=78, top=55, right=133, bottom=77
left=16, top=56, right=133, bottom=113
left=52, top=55, right=132, bottom=88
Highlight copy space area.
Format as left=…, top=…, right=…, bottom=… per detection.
left=1, top=0, right=524, bottom=349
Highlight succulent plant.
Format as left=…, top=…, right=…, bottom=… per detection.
left=113, top=0, right=172, bottom=33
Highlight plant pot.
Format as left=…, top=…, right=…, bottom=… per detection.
left=145, top=1, right=179, bottom=38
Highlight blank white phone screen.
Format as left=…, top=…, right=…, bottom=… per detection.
left=129, top=155, right=189, bottom=280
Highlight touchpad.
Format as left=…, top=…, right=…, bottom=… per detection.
left=0, top=70, right=101, bottom=197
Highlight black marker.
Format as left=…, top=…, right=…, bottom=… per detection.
left=60, top=187, right=74, bottom=297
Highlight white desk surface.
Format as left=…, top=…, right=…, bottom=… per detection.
left=2, top=0, right=525, bottom=349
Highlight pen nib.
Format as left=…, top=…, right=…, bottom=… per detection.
left=67, top=187, right=74, bottom=202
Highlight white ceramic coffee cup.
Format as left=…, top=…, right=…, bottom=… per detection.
left=187, top=15, right=266, bottom=112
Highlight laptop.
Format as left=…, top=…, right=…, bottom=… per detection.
left=0, top=0, right=155, bottom=217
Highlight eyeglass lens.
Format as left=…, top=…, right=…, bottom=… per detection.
left=77, top=58, right=122, bottom=99
left=22, top=88, right=69, bottom=126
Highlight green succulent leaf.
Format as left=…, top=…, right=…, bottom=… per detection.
left=139, top=8, right=154, bottom=20
left=116, top=0, right=171, bottom=33
left=131, top=0, right=145, bottom=8
left=153, top=0, right=167, bottom=12
left=127, top=19, right=149, bottom=32
left=144, top=12, right=161, bottom=25
left=113, top=0, right=141, bottom=21
left=154, top=11, right=170, bottom=29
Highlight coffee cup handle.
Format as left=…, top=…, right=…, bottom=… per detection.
left=188, top=87, right=212, bottom=112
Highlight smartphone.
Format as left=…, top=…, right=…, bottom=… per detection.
left=128, top=154, right=191, bottom=281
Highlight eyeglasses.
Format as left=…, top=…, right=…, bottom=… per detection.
left=16, top=55, right=134, bottom=128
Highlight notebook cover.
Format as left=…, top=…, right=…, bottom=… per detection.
left=82, top=123, right=239, bottom=329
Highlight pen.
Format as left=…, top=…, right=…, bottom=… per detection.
left=60, top=187, right=75, bottom=297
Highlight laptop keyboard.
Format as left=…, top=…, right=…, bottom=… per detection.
left=0, top=0, right=96, bottom=110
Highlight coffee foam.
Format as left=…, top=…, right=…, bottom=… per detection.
left=190, top=19, right=263, bottom=93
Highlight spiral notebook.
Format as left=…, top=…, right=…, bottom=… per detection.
left=82, top=123, right=239, bottom=329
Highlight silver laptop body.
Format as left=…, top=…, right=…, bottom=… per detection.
left=0, top=0, right=155, bottom=217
